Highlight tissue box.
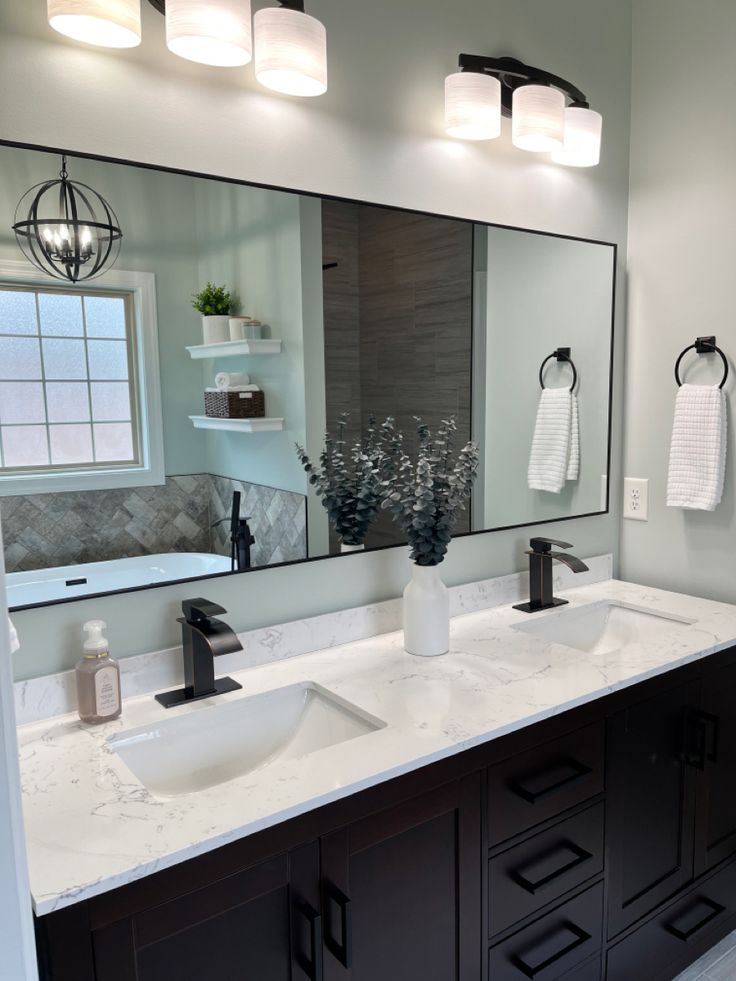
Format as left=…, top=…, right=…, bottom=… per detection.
left=204, top=390, right=266, bottom=419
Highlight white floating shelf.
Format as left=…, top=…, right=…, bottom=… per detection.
left=186, top=339, right=283, bottom=359
left=189, top=415, right=284, bottom=433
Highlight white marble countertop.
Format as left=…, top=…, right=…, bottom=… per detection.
left=19, top=578, right=736, bottom=916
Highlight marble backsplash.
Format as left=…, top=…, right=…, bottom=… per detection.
left=1, top=474, right=306, bottom=573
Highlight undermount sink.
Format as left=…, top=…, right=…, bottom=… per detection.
left=109, top=682, right=385, bottom=798
left=512, top=600, right=696, bottom=656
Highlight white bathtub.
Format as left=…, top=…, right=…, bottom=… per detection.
left=6, top=552, right=233, bottom=608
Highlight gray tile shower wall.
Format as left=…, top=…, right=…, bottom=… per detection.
left=0, top=475, right=306, bottom=574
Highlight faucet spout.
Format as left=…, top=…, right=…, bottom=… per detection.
left=547, top=551, right=589, bottom=574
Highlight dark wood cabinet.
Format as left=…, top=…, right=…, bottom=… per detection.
left=605, top=679, right=700, bottom=937
left=35, top=644, right=736, bottom=981
left=320, top=775, right=482, bottom=981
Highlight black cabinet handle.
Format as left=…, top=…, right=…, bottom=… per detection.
left=323, top=881, right=352, bottom=968
left=664, top=897, right=726, bottom=942
left=684, top=710, right=720, bottom=770
left=511, top=841, right=594, bottom=895
left=294, top=899, right=323, bottom=981
left=509, top=757, right=593, bottom=805
left=511, top=921, right=591, bottom=978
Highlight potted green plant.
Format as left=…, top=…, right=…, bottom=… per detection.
left=380, top=416, right=479, bottom=657
left=192, top=282, right=232, bottom=344
left=296, top=415, right=385, bottom=551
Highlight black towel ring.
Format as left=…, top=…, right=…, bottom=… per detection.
left=539, top=347, right=578, bottom=392
left=674, top=336, right=729, bottom=389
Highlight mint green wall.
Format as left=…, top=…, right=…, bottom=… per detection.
left=0, top=146, right=206, bottom=476
left=2, top=0, right=632, bottom=681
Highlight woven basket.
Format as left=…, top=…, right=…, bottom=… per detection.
left=204, top=390, right=266, bottom=419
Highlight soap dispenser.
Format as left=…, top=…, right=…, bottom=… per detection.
left=75, top=620, right=121, bottom=724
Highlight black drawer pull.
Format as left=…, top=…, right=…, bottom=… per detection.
left=511, top=921, right=592, bottom=978
left=294, top=899, right=323, bottom=981
left=664, top=897, right=726, bottom=942
left=512, top=841, right=594, bottom=895
left=684, top=710, right=720, bottom=770
left=509, top=757, right=593, bottom=805
left=323, top=881, right=352, bottom=968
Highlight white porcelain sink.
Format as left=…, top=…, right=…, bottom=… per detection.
left=512, top=600, right=696, bottom=655
left=109, top=682, right=385, bottom=798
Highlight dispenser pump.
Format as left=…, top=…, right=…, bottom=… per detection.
left=83, top=620, right=109, bottom=658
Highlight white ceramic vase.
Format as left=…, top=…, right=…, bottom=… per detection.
left=340, top=542, right=364, bottom=553
left=403, top=563, right=449, bottom=657
left=202, top=315, right=230, bottom=344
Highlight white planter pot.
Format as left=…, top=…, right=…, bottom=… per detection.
left=403, top=563, right=449, bottom=657
left=202, top=315, right=230, bottom=344
left=340, top=542, right=364, bottom=553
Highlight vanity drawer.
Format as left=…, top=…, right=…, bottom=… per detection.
left=488, top=882, right=603, bottom=981
left=489, top=802, right=604, bottom=937
left=487, top=722, right=605, bottom=846
left=606, top=858, right=736, bottom=981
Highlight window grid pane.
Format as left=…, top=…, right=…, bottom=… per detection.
left=0, top=285, right=139, bottom=473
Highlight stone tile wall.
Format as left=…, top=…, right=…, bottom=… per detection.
left=1, top=474, right=306, bottom=573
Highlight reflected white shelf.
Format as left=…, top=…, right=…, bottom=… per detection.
left=186, top=339, right=282, bottom=359
left=189, top=415, right=284, bottom=433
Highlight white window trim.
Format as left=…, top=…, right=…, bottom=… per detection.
left=0, top=260, right=165, bottom=496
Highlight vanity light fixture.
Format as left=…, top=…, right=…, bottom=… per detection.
left=445, top=55, right=602, bottom=166
left=165, top=0, right=253, bottom=67
left=253, top=0, right=327, bottom=97
left=12, top=155, right=123, bottom=283
left=47, top=0, right=142, bottom=47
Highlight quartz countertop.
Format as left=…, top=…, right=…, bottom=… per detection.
left=19, top=578, right=736, bottom=916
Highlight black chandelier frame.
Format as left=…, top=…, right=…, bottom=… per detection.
left=456, top=54, right=589, bottom=117
left=146, top=0, right=307, bottom=11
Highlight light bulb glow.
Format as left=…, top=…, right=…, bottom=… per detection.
left=444, top=72, right=501, bottom=141
left=166, top=0, right=252, bottom=67
left=47, top=0, right=141, bottom=48
left=552, top=106, right=602, bottom=167
left=254, top=7, right=327, bottom=97
left=512, top=84, right=565, bottom=153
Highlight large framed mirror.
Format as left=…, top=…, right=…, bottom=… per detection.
left=0, top=142, right=615, bottom=611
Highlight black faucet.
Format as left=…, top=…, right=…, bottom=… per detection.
left=213, top=491, right=255, bottom=572
left=155, top=598, right=243, bottom=708
left=513, top=537, right=589, bottom=614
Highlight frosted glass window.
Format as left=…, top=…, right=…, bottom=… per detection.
left=84, top=295, right=126, bottom=338
left=93, top=422, right=134, bottom=462
left=0, top=383, right=46, bottom=425
left=90, top=382, right=131, bottom=421
left=2, top=426, right=49, bottom=467
left=49, top=424, right=94, bottom=465
left=0, top=290, right=37, bottom=334
left=87, top=340, right=129, bottom=380
left=43, top=338, right=88, bottom=380
left=46, top=382, right=91, bottom=423
left=0, top=337, right=42, bottom=379
left=38, top=292, right=84, bottom=336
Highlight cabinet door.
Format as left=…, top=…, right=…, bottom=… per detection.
left=92, top=845, right=321, bottom=981
left=606, top=680, right=699, bottom=938
left=695, top=660, right=736, bottom=874
left=320, top=775, right=482, bottom=981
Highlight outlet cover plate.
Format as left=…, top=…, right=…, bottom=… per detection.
left=624, top=477, right=649, bottom=521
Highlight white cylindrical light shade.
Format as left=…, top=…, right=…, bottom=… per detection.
left=254, top=7, right=327, bottom=97
left=444, top=72, right=501, bottom=141
left=47, top=0, right=141, bottom=47
left=552, top=107, right=602, bottom=167
left=512, top=84, right=565, bottom=152
left=166, top=0, right=252, bottom=67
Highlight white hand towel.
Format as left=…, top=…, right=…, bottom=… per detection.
left=215, top=371, right=249, bottom=390
left=528, top=388, right=578, bottom=494
left=8, top=617, right=18, bottom=654
left=205, top=384, right=260, bottom=393
left=666, top=384, right=727, bottom=511
left=567, top=393, right=580, bottom=481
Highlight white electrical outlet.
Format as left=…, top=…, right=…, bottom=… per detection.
left=624, top=477, right=649, bottom=521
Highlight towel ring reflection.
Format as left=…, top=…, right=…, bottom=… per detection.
left=539, top=347, right=578, bottom=392
left=674, top=336, right=729, bottom=389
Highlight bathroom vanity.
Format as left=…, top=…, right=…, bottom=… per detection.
left=23, top=577, right=736, bottom=981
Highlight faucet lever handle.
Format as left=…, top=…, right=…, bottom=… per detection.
left=529, top=536, right=573, bottom=553
left=182, top=597, right=227, bottom=623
